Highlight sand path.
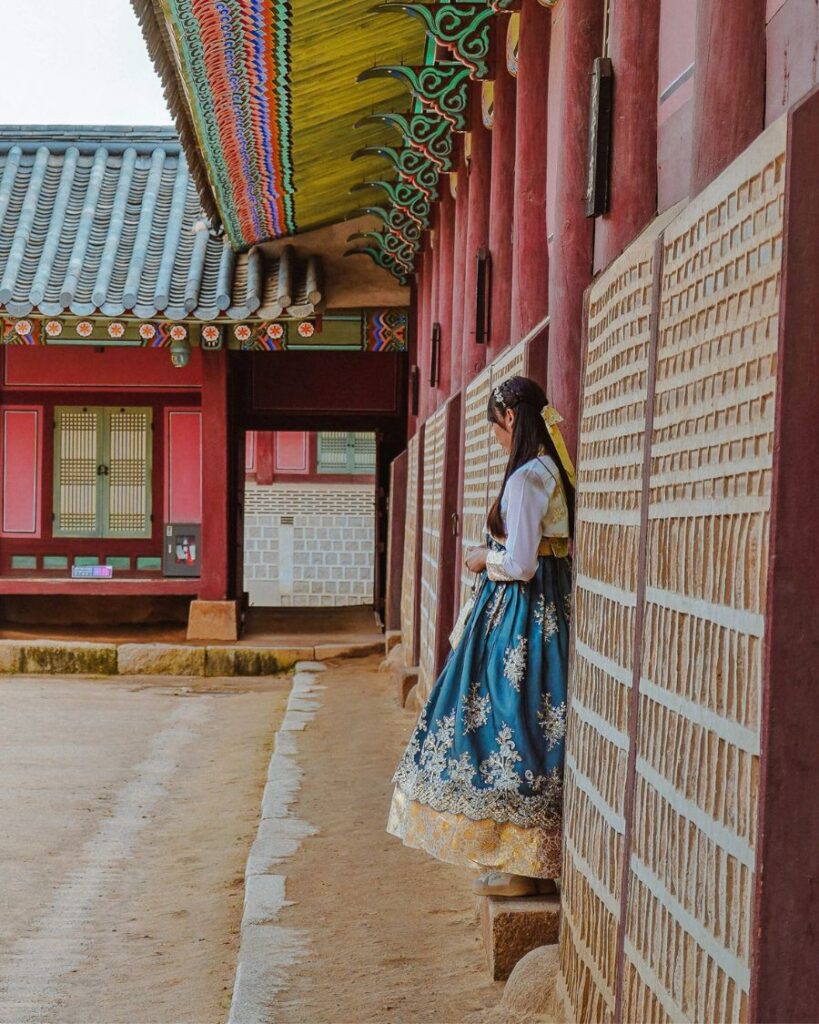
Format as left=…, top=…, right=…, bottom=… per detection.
left=0, top=673, right=288, bottom=1024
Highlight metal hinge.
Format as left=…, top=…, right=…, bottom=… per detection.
left=451, top=512, right=460, bottom=537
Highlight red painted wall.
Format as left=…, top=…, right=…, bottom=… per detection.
left=1, top=407, right=42, bottom=537
left=165, top=409, right=203, bottom=523
left=4, top=345, right=203, bottom=390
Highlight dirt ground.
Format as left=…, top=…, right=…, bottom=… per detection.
left=0, top=672, right=288, bottom=1024
left=274, top=656, right=504, bottom=1024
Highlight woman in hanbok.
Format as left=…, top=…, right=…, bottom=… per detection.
left=387, top=375, right=575, bottom=896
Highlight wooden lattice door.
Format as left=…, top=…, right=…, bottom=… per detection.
left=53, top=406, right=152, bottom=539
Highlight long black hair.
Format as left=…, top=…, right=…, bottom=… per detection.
left=486, top=375, right=575, bottom=539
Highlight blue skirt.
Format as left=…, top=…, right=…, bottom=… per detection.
left=388, top=547, right=571, bottom=878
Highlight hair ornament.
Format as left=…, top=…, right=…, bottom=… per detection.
left=541, top=404, right=576, bottom=488
left=492, top=385, right=505, bottom=407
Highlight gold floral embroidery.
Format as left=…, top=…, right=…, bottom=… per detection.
left=563, top=592, right=572, bottom=625
left=483, top=585, right=508, bottom=637
left=462, top=681, right=491, bottom=734
left=393, top=709, right=562, bottom=829
left=534, top=596, right=559, bottom=641
left=503, top=635, right=528, bottom=691
left=538, top=695, right=567, bottom=750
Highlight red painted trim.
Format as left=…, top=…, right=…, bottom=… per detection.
left=450, top=141, right=470, bottom=391
left=0, top=577, right=200, bottom=596
left=1, top=406, right=42, bottom=538
left=3, top=345, right=203, bottom=391
left=274, top=431, right=309, bottom=474
left=750, top=84, right=819, bottom=1024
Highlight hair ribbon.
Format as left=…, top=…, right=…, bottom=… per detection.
left=542, top=405, right=576, bottom=488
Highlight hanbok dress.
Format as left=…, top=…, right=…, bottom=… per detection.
left=388, top=454, right=571, bottom=879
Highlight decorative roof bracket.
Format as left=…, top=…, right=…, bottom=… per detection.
left=350, top=180, right=432, bottom=229
left=374, top=3, right=496, bottom=79
left=357, top=63, right=470, bottom=131
left=348, top=230, right=418, bottom=274
left=352, top=145, right=440, bottom=199
left=355, top=112, right=454, bottom=171
left=349, top=205, right=423, bottom=245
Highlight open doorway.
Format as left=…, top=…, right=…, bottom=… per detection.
left=242, top=431, right=376, bottom=615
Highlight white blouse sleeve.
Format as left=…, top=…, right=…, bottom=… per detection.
left=486, top=463, right=556, bottom=582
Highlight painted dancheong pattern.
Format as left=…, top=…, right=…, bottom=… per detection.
left=621, top=119, right=785, bottom=1024
left=559, top=229, right=657, bottom=1024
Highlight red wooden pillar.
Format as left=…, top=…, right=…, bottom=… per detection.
left=450, top=143, right=470, bottom=391
left=255, top=431, right=275, bottom=485
left=461, top=81, right=492, bottom=387
left=488, top=21, right=517, bottom=354
left=199, top=350, right=230, bottom=601
left=594, top=0, right=661, bottom=268
left=750, top=85, right=819, bottom=1024
left=417, top=242, right=433, bottom=421
left=436, top=187, right=456, bottom=396
left=428, top=206, right=441, bottom=410
left=546, top=0, right=605, bottom=455
left=510, top=0, right=551, bottom=344
left=407, top=279, right=419, bottom=438
left=690, top=0, right=766, bottom=195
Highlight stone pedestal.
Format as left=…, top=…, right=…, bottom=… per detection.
left=395, top=667, right=419, bottom=708
left=187, top=599, right=239, bottom=642
left=384, top=630, right=402, bottom=654
left=479, top=895, right=561, bottom=980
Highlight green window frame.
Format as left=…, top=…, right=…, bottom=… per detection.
left=53, top=406, right=153, bottom=539
left=316, top=431, right=376, bottom=475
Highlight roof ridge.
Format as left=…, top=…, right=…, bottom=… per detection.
left=0, top=125, right=180, bottom=153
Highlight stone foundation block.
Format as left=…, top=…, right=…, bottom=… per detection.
left=19, top=640, right=118, bottom=676
left=384, top=630, right=402, bottom=654
left=235, top=647, right=310, bottom=676
left=480, top=895, right=561, bottom=980
left=314, top=642, right=382, bottom=661
left=0, top=641, right=23, bottom=674
left=395, top=667, right=419, bottom=708
left=118, top=643, right=206, bottom=677
left=187, top=600, right=239, bottom=642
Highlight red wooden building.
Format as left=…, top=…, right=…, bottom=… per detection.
left=0, top=0, right=816, bottom=1016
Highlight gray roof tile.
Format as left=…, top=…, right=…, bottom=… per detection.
left=0, top=127, right=322, bottom=322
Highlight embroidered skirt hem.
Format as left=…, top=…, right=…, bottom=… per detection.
left=387, top=786, right=562, bottom=879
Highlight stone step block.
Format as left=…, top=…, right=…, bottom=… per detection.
left=480, top=894, right=561, bottom=981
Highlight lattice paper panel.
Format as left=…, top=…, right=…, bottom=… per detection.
left=621, top=119, right=786, bottom=1024
left=417, top=404, right=447, bottom=697
left=400, top=433, right=421, bottom=668
left=459, top=365, right=492, bottom=608
left=54, top=407, right=99, bottom=535
left=457, top=341, right=528, bottom=609
left=106, top=408, right=152, bottom=537
left=558, top=233, right=658, bottom=1024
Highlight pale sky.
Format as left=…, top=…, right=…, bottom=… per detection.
left=0, top=0, right=171, bottom=125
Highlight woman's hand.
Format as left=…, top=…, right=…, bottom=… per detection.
left=465, top=546, right=488, bottom=573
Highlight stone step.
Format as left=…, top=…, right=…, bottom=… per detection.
left=0, top=638, right=383, bottom=677
left=479, top=894, right=561, bottom=981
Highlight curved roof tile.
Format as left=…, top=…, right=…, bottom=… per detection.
left=0, top=127, right=321, bottom=322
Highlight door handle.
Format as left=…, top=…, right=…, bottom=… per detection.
left=97, top=464, right=109, bottom=476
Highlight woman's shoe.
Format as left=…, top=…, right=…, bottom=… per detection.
left=472, top=871, right=538, bottom=897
